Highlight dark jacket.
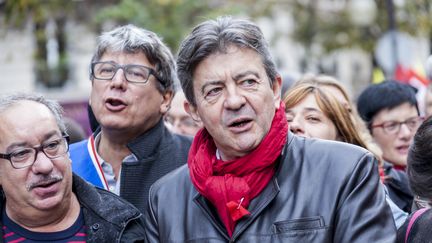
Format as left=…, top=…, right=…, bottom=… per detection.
left=383, top=161, right=413, bottom=213
left=145, top=133, right=396, bottom=242
left=71, top=119, right=192, bottom=213
left=0, top=174, right=145, bottom=243
left=396, top=208, right=432, bottom=243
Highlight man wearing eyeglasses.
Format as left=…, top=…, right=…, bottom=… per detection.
left=357, top=80, right=421, bottom=213
left=69, top=25, right=191, bottom=214
left=0, top=93, right=145, bottom=242
left=164, top=90, right=202, bottom=137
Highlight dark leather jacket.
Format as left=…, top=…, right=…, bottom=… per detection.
left=145, top=133, right=396, bottom=242
left=71, top=119, right=192, bottom=213
left=0, top=174, right=146, bottom=243
left=383, top=161, right=413, bottom=213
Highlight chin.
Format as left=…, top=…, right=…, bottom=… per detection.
left=33, top=196, right=63, bottom=210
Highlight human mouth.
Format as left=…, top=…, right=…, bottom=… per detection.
left=28, top=176, right=62, bottom=196
left=105, top=98, right=127, bottom=111
left=396, top=145, right=410, bottom=155
left=227, top=117, right=253, bottom=133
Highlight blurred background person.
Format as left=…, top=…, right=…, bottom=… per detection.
left=284, top=77, right=407, bottom=228
left=357, top=80, right=422, bottom=213
left=293, top=74, right=383, bottom=161
left=64, top=117, right=87, bottom=144
left=423, top=55, right=432, bottom=118
left=396, top=116, right=432, bottom=242
left=164, top=90, right=202, bottom=137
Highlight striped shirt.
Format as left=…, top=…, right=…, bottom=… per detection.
left=2, top=207, right=86, bottom=243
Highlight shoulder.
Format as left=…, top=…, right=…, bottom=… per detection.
left=69, top=139, right=89, bottom=153
left=73, top=175, right=141, bottom=223
left=148, top=164, right=193, bottom=202
left=288, top=133, right=373, bottom=168
left=397, top=208, right=432, bottom=242
left=162, top=129, right=193, bottom=148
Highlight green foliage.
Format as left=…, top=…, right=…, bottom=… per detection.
left=92, top=0, right=258, bottom=52
left=290, top=0, right=432, bottom=54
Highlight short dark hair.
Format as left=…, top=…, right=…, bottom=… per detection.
left=407, top=116, right=432, bottom=199
left=356, top=80, right=419, bottom=128
left=177, top=16, right=278, bottom=106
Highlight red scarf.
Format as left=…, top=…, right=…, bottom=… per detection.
left=188, top=102, right=288, bottom=236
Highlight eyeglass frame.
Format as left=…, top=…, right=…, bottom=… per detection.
left=414, top=195, right=432, bottom=209
left=90, top=61, right=163, bottom=84
left=164, top=115, right=200, bottom=128
left=370, top=116, right=424, bottom=135
left=0, top=135, right=70, bottom=169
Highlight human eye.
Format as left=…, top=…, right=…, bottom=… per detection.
left=204, top=87, right=223, bottom=98
left=383, top=122, right=398, bottom=131
left=11, top=149, right=33, bottom=162
left=240, top=79, right=258, bottom=87
left=285, top=113, right=294, bottom=122
left=126, top=66, right=149, bottom=82
left=43, top=139, right=61, bottom=152
left=406, top=117, right=421, bottom=128
left=164, top=115, right=174, bottom=125
left=306, top=115, right=321, bottom=123
left=98, top=63, right=115, bottom=74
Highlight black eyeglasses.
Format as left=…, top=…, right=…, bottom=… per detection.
left=0, top=135, right=70, bottom=169
left=91, top=62, right=162, bottom=84
left=371, top=116, right=423, bottom=135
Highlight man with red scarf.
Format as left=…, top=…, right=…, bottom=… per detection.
left=144, top=16, right=396, bottom=242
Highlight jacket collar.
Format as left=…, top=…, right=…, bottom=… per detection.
left=126, top=119, right=167, bottom=160
left=192, top=133, right=294, bottom=239
left=93, top=119, right=168, bottom=161
left=72, top=174, right=141, bottom=226
left=0, top=174, right=141, bottom=228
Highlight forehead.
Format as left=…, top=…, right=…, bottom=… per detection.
left=99, top=50, right=153, bottom=67
left=288, top=94, right=322, bottom=112
left=373, top=102, right=418, bottom=122
left=192, top=46, right=265, bottom=84
left=0, top=101, right=59, bottom=143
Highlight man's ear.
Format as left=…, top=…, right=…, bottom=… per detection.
left=273, top=75, right=282, bottom=108
left=184, top=101, right=201, bottom=122
left=160, top=90, right=174, bottom=114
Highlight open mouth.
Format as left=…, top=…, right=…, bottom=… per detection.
left=228, top=118, right=252, bottom=128
left=106, top=98, right=126, bottom=107
left=396, top=145, right=409, bottom=154
left=30, top=178, right=61, bottom=190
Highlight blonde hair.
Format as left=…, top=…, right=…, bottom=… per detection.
left=284, top=82, right=367, bottom=148
left=286, top=74, right=383, bottom=164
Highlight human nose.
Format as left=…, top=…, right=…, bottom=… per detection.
left=31, top=149, right=54, bottom=174
left=397, top=122, right=412, bottom=138
left=110, top=67, right=128, bottom=89
left=224, top=85, right=245, bottom=110
left=289, top=116, right=305, bottom=135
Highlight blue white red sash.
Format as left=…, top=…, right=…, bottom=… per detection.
left=70, top=135, right=109, bottom=190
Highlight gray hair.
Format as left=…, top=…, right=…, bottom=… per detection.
left=177, top=16, right=278, bottom=106
left=0, top=93, right=66, bottom=134
left=90, top=24, right=177, bottom=93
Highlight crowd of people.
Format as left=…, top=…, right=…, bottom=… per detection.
left=0, top=16, right=431, bottom=242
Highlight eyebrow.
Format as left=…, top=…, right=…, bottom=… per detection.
left=5, top=131, right=61, bottom=152
left=200, top=70, right=261, bottom=95
left=232, top=70, right=260, bottom=81
left=200, top=80, right=224, bottom=96
left=287, top=107, right=322, bottom=114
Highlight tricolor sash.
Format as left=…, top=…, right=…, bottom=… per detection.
left=70, top=135, right=109, bottom=190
